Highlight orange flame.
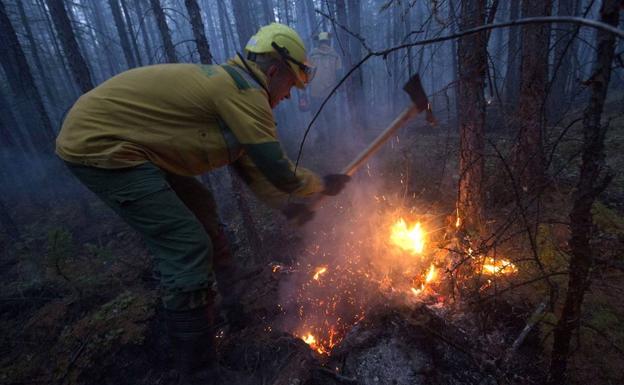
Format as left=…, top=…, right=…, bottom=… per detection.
left=411, top=264, right=437, bottom=297
left=390, top=218, right=425, bottom=254
left=301, top=332, right=330, bottom=355
left=313, top=266, right=328, bottom=280
left=482, top=257, right=517, bottom=275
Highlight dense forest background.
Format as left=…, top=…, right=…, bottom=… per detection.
left=1, top=0, right=623, bottom=384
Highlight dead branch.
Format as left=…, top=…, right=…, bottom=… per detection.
left=504, top=301, right=548, bottom=365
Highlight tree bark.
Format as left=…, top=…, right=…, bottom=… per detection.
left=133, top=0, right=154, bottom=63
left=46, top=0, right=94, bottom=93
left=548, top=0, right=579, bottom=122
left=120, top=0, right=144, bottom=66
left=456, top=0, right=487, bottom=233
left=149, top=0, right=177, bottom=62
left=184, top=0, right=213, bottom=64
left=504, top=0, right=520, bottom=107
left=216, top=0, right=232, bottom=56
left=547, top=1, right=621, bottom=384
left=109, top=0, right=137, bottom=68
left=0, top=0, right=54, bottom=153
left=0, top=85, right=21, bottom=149
left=261, top=0, right=275, bottom=25
left=514, top=0, right=552, bottom=193
left=231, top=0, right=256, bottom=50
left=16, top=0, right=57, bottom=109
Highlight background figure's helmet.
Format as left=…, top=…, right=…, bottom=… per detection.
left=245, top=23, right=315, bottom=89
left=317, top=32, right=331, bottom=41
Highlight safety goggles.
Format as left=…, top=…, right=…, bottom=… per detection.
left=271, top=42, right=316, bottom=83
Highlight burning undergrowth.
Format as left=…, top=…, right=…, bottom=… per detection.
left=275, top=178, right=521, bottom=358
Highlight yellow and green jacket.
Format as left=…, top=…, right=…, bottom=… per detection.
left=56, top=57, right=323, bottom=207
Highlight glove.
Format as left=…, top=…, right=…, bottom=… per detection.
left=282, top=202, right=315, bottom=225
left=322, top=174, right=351, bottom=196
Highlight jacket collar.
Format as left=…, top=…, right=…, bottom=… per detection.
left=227, top=55, right=269, bottom=91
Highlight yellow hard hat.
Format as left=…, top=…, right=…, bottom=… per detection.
left=245, top=23, right=315, bottom=89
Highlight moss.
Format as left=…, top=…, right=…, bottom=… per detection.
left=592, top=201, right=624, bottom=238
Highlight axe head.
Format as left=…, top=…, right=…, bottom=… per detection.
left=403, top=74, right=429, bottom=112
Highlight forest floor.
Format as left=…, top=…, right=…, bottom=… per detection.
left=1, top=100, right=623, bottom=385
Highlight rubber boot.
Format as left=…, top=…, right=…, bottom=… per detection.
left=165, top=304, right=217, bottom=383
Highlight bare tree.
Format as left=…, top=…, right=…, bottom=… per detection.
left=231, top=0, right=256, bottom=50
left=149, top=0, right=177, bottom=62
left=184, top=0, right=212, bottom=64
left=120, top=0, right=143, bottom=66
left=133, top=0, right=154, bottom=63
left=456, top=0, right=487, bottom=233
left=16, top=0, right=57, bottom=109
left=109, top=0, right=138, bottom=68
left=46, top=0, right=94, bottom=93
left=504, top=0, right=520, bottom=107
left=514, top=0, right=553, bottom=193
left=548, top=1, right=621, bottom=383
left=0, top=0, right=54, bottom=153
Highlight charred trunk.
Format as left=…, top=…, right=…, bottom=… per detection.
left=547, top=1, right=621, bottom=383
left=456, top=0, right=487, bottom=233
left=149, top=0, right=177, bottom=62
left=184, top=0, right=213, bottom=64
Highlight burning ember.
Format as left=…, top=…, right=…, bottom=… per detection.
left=411, top=264, right=437, bottom=297
left=282, top=209, right=520, bottom=356
left=389, top=218, right=425, bottom=254
left=313, top=266, right=327, bottom=281
left=482, top=257, right=518, bottom=275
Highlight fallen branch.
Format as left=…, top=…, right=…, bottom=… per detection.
left=503, top=301, right=548, bottom=366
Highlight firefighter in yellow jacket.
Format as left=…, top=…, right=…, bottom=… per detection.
left=56, top=23, right=349, bottom=380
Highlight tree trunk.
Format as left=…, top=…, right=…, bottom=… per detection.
left=216, top=0, right=232, bottom=56
left=16, top=0, right=57, bottom=110
left=133, top=0, right=154, bottom=63
left=231, top=0, right=256, bottom=50
left=109, top=0, right=137, bottom=68
left=0, top=85, right=21, bottom=149
left=456, top=0, right=487, bottom=233
left=548, top=0, right=579, bottom=122
left=150, top=0, right=177, bottom=62
left=184, top=0, right=213, bottom=64
left=547, top=1, right=621, bottom=383
left=89, top=0, right=120, bottom=77
left=0, top=0, right=54, bottom=153
left=347, top=0, right=365, bottom=128
left=120, top=0, right=144, bottom=66
left=46, top=0, right=94, bottom=93
left=504, top=0, right=520, bottom=107
left=514, top=0, right=552, bottom=193
left=261, top=0, right=275, bottom=25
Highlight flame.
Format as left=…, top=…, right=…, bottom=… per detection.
left=301, top=332, right=330, bottom=355
left=425, top=264, right=437, bottom=283
left=313, top=266, right=327, bottom=280
left=482, top=257, right=517, bottom=275
left=410, top=264, right=437, bottom=297
left=390, top=218, right=425, bottom=254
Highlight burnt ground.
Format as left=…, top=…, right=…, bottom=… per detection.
left=0, top=174, right=547, bottom=385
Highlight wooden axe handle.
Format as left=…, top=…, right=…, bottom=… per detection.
left=297, top=104, right=431, bottom=222
left=341, top=104, right=425, bottom=176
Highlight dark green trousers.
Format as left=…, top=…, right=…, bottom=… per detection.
left=67, top=162, right=230, bottom=310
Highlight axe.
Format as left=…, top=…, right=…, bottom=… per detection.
left=292, top=74, right=436, bottom=224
